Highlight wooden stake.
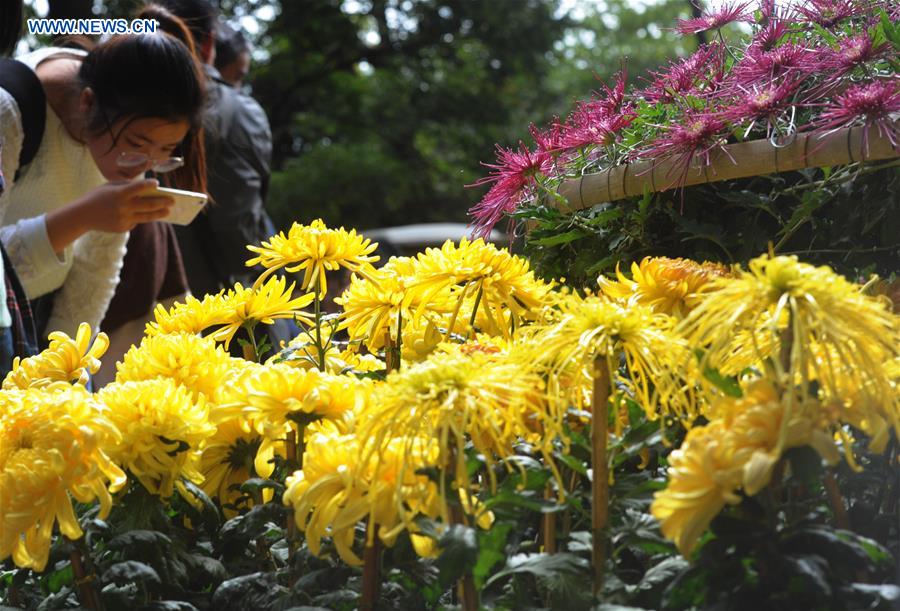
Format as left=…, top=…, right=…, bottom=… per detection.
left=823, top=470, right=850, bottom=529
left=449, top=501, right=480, bottom=611
left=591, top=358, right=611, bottom=597
left=359, top=331, right=397, bottom=610
left=552, top=121, right=900, bottom=213
left=360, top=537, right=383, bottom=611
left=542, top=486, right=557, bottom=554
left=69, top=539, right=101, bottom=610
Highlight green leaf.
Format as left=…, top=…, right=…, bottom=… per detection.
left=101, top=561, right=161, bottom=587
left=702, top=367, right=743, bottom=398
left=436, top=524, right=479, bottom=588
left=485, top=552, right=589, bottom=588
left=42, top=565, right=73, bottom=594
left=472, top=522, right=513, bottom=588
left=531, top=228, right=590, bottom=246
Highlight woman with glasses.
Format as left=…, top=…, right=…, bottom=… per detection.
left=0, top=5, right=205, bottom=343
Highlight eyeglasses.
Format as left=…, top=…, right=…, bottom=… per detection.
left=117, top=151, right=184, bottom=174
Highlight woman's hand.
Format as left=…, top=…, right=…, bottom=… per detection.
left=45, top=179, right=174, bottom=254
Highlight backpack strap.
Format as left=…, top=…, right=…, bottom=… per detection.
left=0, top=57, right=47, bottom=171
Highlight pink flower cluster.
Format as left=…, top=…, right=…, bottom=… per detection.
left=468, top=0, right=899, bottom=235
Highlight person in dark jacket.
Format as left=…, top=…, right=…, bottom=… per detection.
left=156, top=0, right=275, bottom=299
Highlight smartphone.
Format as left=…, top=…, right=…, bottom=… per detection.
left=138, top=186, right=208, bottom=226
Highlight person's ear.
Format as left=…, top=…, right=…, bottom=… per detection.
left=78, top=87, right=94, bottom=114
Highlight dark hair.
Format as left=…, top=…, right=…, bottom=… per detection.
left=78, top=5, right=206, bottom=193
left=214, top=22, right=250, bottom=72
left=0, top=0, right=23, bottom=56
left=153, top=0, right=218, bottom=50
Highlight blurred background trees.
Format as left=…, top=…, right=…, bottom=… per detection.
left=33, top=0, right=694, bottom=230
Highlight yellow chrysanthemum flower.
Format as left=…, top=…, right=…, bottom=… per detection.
left=3, top=323, right=109, bottom=390
left=199, top=410, right=280, bottom=516
left=652, top=380, right=840, bottom=557
left=283, top=420, right=442, bottom=565
left=146, top=277, right=314, bottom=349
left=598, top=257, right=732, bottom=318
left=246, top=219, right=379, bottom=297
left=357, top=350, right=559, bottom=530
left=211, top=276, right=315, bottom=348
left=520, top=292, right=697, bottom=420
left=222, top=363, right=369, bottom=474
left=405, top=238, right=550, bottom=339
left=276, top=337, right=383, bottom=374
left=146, top=293, right=234, bottom=337
left=0, top=385, right=126, bottom=570
left=680, top=254, right=900, bottom=434
left=116, top=333, right=232, bottom=402
left=99, top=379, right=216, bottom=498
left=336, top=255, right=455, bottom=351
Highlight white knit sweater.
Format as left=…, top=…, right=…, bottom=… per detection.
left=0, top=48, right=128, bottom=338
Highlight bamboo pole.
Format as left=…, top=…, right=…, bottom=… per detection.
left=591, top=358, right=611, bottom=597
left=554, top=122, right=900, bottom=212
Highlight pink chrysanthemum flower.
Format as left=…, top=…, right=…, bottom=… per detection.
left=719, top=78, right=801, bottom=130
left=675, top=1, right=751, bottom=34
left=731, top=42, right=820, bottom=84
left=818, top=34, right=888, bottom=74
left=641, top=43, right=727, bottom=103
left=796, top=0, right=865, bottom=27
left=554, top=102, right=637, bottom=150
left=813, top=79, right=900, bottom=151
left=635, top=112, right=731, bottom=193
left=530, top=120, right=567, bottom=154
left=468, top=143, right=553, bottom=236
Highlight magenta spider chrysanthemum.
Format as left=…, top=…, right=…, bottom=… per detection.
left=731, top=42, right=820, bottom=84
left=530, top=120, right=567, bottom=155
left=818, top=34, right=888, bottom=74
left=634, top=112, right=731, bottom=194
left=719, top=78, right=801, bottom=127
left=468, top=144, right=554, bottom=236
left=813, top=79, right=900, bottom=151
left=675, top=1, right=751, bottom=34
left=553, top=101, right=636, bottom=151
left=641, top=43, right=727, bottom=103
left=796, top=0, right=865, bottom=27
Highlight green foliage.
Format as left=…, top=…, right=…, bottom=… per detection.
left=522, top=164, right=900, bottom=287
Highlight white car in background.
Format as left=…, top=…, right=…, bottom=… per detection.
left=362, top=223, right=504, bottom=257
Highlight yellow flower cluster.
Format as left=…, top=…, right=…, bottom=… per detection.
left=599, top=257, right=732, bottom=318
left=651, top=380, right=840, bottom=557
left=246, top=218, right=379, bottom=297
left=520, top=291, right=697, bottom=421
left=283, top=421, right=442, bottom=565
left=407, top=238, right=550, bottom=337
left=681, top=254, right=900, bottom=433
left=147, top=276, right=314, bottom=348
left=99, top=379, right=216, bottom=498
left=3, top=323, right=109, bottom=389
left=0, top=384, right=125, bottom=570
left=116, top=332, right=233, bottom=401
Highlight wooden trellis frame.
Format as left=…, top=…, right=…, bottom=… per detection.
left=552, top=120, right=900, bottom=212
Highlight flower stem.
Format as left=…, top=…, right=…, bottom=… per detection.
left=242, top=323, right=259, bottom=362
left=591, top=357, right=611, bottom=598
left=313, top=281, right=327, bottom=371
left=466, top=282, right=483, bottom=340
left=444, top=281, right=472, bottom=342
